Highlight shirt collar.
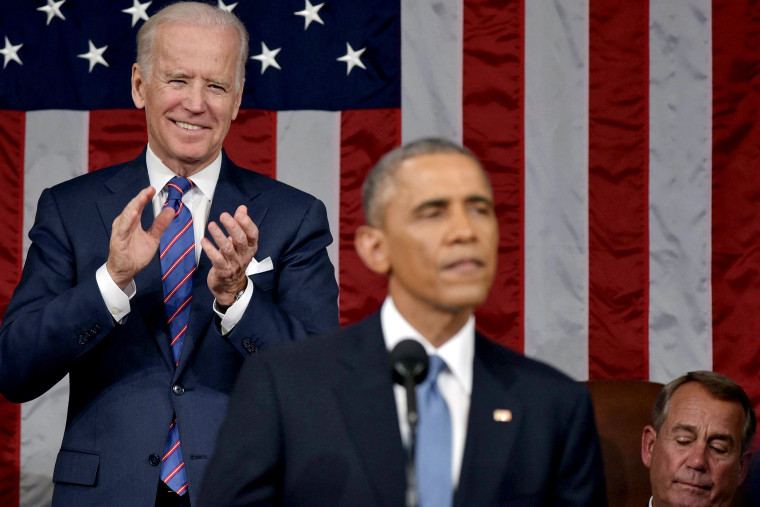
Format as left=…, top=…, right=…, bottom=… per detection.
left=380, top=296, right=474, bottom=395
left=146, top=145, right=221, bottom=201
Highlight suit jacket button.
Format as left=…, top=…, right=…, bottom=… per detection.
left=242, top=338, right=258, bottom=355
left=149, top=454, right=160, bottom=466
left=172, top=384, right=185, bottom=396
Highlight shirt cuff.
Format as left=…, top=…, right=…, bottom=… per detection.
left=214, top=277, right=253, bottom=335
left=96, top=263, right=134, bottom=323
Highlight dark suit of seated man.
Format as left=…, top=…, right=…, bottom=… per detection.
left=198, top=138, right=607, bottom=506
left=0, top=3, right=338, bottom=506
left=641, top=371, right=756, bottom=507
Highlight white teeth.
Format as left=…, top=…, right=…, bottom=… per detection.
left=175, top=121, right=201, bottom=131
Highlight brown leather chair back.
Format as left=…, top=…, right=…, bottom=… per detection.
left=583, top=379, right=663, bottom=507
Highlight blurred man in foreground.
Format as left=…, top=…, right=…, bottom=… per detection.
left=199, top=138, right=606, bottom=506
left=642, top=371, right=755, bottom=507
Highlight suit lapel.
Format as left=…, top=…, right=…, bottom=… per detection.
left=332, top=315, right=407, bottom=506
left=94, top=153, right=176, bottom=369
left=176, top=154, right=267, bottom=374
left=454, top=334, right=523, bottom=506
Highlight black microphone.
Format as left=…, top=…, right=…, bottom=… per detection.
left=389, top=339, right=429, bottom=507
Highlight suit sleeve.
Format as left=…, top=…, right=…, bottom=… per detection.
left=197, top=356, right=284, bottom=506
left=553, top=385, right=608, bottom=506
left=222, top=197, right=339, bottom=354
left=0, top=188, right=117, bottom=402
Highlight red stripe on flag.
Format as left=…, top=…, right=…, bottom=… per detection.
left=711, top=1, right=760, bottom=408
left=338, top=109, right=400, bottom=325
left=224, top=110, right=277, bottom=179
left=463, top=0, right=524, bottom=352
left=0, top=110, right=24, bottom=507
left=588, top=0, right=649, bottom=380
left=89, top=110, right=148, bottom=172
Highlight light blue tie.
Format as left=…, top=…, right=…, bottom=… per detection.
left=416, top=355, right=453, bottom=507
left=159, top=177, right=194, bottom=496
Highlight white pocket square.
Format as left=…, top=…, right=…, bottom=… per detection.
left=246, top=256, right=273, bottom=275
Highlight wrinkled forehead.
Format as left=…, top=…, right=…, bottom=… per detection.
left=663, top=383, right=746, bottom=437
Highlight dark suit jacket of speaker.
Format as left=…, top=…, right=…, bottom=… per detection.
left=198, top=312, right=607, bottom=506
left=0, top=150, right=340, bottom=506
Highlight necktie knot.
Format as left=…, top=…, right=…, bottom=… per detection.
left=166, top=177, right=193, bottom=203
left=425, top=355, right=446, bottom=385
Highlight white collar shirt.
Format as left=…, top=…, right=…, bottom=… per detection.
left=146, top=144, right=221, bottom=264
left=381, top=296, right=474, bottom=488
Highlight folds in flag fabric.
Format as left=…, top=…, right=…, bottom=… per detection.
left=1, top=0, right=760, bottom=505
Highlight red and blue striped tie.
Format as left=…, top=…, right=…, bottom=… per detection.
left=159, top=176, right=194, bottom=496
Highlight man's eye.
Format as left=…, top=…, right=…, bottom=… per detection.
left=469, top=204, right=492, bottom=215
left=710, top=445, right=728, bottom=454
left=418, top=208, right=443, bottom=219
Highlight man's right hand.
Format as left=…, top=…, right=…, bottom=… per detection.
left=106, top=186, right=175, bottom=290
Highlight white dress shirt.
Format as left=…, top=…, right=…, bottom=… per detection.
left=95, top=146, right=252, bottom=333
left=381, top=296, right=474, bottom=488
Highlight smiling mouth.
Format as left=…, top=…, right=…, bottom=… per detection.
left=174, top=120, right=202, bottom=131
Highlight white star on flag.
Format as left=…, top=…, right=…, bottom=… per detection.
left=0, top=37, right=23, bottom=69
left=217, top=0, right=238, bottom=12
left=337, top=43, right=366, bottom=75
left=37, top=0, right=66, bottom=26
left=295, top=1, right=325, bottom=30
left=251, top=42, right=282, bottom=74
left=122, top=0, right=152, bottom=28
left=78, top=40, right=109, bottom=73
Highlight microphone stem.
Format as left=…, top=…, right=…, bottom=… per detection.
left=404, top=377, right=419, bottom=507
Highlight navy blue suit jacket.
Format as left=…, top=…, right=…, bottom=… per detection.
left=198, top=313, right=607, bottom=506
left=0, top=151, right=339, bottom=506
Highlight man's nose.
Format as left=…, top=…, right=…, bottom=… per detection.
left=183, top=83, right=206, bottom=113
left=447, top=207, right=477, bottom=242
left=686, top=444, right=708, bottom=471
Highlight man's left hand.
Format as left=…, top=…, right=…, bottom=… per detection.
left=202, top=205, right=259, bottom=306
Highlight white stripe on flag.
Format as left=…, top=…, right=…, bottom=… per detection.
left=401, top=0, right=463, bottom=143
left=524, top=0, right=590, bottom=380
left=23, top=110, right=89, bottom=260
left=20, top=110, right=87, bottom=506
left=648, top=0, right=713, bottom=382
left=276, top=110, right=341, bottom=278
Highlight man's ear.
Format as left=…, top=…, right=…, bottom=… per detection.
left=739, top=452, right=752, bottom=484
left=641, top=425, right=657, bottom=468
left=231, top=78, right=244, bottom=121
left=354, top=225, right=390, bottom=275
left=131, top=63, right=146, bottom=110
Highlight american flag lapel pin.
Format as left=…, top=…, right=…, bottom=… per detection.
left=493, top=409, right=512, bottom=422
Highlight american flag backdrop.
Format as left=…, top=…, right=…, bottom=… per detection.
left=0, top=0, right=758, bottom=504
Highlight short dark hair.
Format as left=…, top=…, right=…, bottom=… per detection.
left=362, top=137, right=489, bottom=227
left=652, top=371, right=756, bottom=454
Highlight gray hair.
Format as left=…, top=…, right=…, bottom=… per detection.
left=362, top=137, right=490, bottom=227
left=652, top=370, right=756, bottom=454
left=136, top=1, right=249, bottom=90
